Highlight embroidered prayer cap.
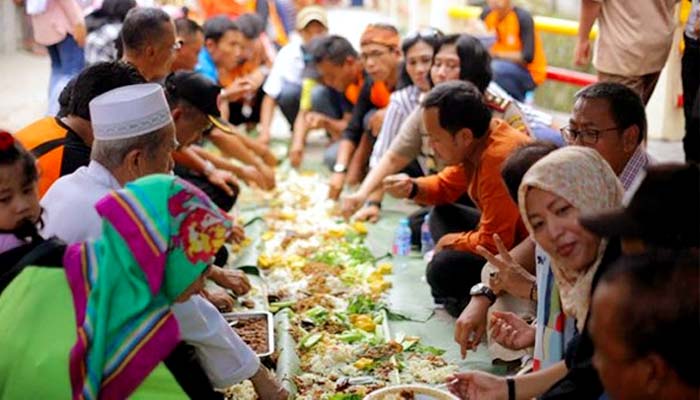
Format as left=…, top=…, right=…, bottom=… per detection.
left=89, top=83, right=173, bottom=140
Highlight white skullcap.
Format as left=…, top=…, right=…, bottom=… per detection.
left=89, top=83, right=173, bottom=140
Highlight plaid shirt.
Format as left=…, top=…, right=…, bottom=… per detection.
left=85, top=22, right=121, bottom=65
left=619, top=145, right=651, bottom=191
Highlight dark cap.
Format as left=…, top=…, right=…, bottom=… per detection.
left=166, top=71, right=221, bottom=118
left=580, top=163, right=700, bottom=248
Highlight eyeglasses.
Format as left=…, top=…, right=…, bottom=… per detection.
left=404, top=27, right=442, bottom=42
left=560, top=125, right=620, bottom=145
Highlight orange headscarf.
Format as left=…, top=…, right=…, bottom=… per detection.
left=360, top=24, right=400, bottom=49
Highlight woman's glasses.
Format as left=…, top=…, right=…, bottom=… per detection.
left=404, top=28, right=443, bottom=42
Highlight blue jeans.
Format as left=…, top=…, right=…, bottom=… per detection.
left=311, top=84, right=352, bottom=120
left=47, top=35, right=85, bottom=116
left=491, top=59, right=535, bottom=102
left=311, top=85, right=353, bottom=169
left=276, top=81, right=301, bottom=125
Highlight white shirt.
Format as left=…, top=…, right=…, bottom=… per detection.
left=42, top=160, right=120, bottom=243
left=172, top=296, right=260, bottom=388
left=262, top=37, right=305, bottom=99
left=40, top=160, right=259, bottom=387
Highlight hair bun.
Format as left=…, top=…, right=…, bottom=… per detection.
left=0, top=131, right=14, bottom=151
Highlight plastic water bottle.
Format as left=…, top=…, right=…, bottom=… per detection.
left=420, top=213, right=435, bottom=260
left=524, top=90, right=535, bottom=106
left=392, top=218, right=412, bottom=269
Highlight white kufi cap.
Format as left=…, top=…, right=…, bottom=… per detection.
left=89, top=83, right=173, bottom=140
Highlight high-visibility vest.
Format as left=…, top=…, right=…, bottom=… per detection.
left=14, top=117, right=69, bottom=198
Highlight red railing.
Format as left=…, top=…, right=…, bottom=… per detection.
left=545, top=66, right=597, bottom=87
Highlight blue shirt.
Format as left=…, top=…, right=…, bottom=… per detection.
left=195, top=48, right=219, bottom=84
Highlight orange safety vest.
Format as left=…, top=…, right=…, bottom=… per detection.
left=14, top=117, right=69, bottom=198
left=483, top=7, right=547, bottom=85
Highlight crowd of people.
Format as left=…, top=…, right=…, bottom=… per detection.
left=1, top=0, right=698, bottom=399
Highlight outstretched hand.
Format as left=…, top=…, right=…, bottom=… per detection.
left=489, top=311, right=535, bottom=351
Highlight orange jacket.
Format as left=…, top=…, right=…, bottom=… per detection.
left=414, top=119, right=531, bottom=254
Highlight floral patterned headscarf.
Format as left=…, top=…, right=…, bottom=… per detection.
left=518, top=147, right=623, bottom=330
left=63, top=174, right=232, bottom=400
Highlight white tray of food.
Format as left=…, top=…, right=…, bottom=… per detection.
left=364, top=384, right=459, bottom=400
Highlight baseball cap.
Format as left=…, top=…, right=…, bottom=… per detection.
left=579, top=163, right=700, bottom=248
left=296, top=6, right=328, bottom=30
left=165, top=71, right=234, bottom=132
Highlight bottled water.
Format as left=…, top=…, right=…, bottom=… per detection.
left=420, top=213, right=435, bottom=259
left=391, top=218, right=411, bottom=261
left=524, top=90, right=535, bottom=106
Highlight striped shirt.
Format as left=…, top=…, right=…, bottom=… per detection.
left=369, top=85, right=422, bottom=168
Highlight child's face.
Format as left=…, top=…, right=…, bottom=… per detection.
left=0, top=162, right=40, bottom=231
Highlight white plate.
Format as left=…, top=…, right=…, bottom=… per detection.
left=363, top=384, right=459, bottom=400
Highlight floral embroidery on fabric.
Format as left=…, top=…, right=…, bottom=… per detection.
left=168, top=188, right=229, bottom=263
left=179, top=209, right=228, bottom=263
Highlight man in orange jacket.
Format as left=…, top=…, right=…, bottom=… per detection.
left=384, top=81, right=530, bottom=317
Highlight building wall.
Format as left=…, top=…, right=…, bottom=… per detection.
left=0, top=1, right=22, bottom=54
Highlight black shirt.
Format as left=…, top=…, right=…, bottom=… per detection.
left=342, top=74, right=380, bottom=145
left=60, top=130, right=91, bottom=177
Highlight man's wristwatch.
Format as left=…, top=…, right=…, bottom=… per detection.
left=469, top=283, right=497, bottom=304
left=332, top=163, right=347, bottom=174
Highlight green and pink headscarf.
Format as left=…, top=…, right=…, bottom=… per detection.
left=63, top=174, right=232, bottom=400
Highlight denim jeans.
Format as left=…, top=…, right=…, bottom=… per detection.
left=276, top=81, right=302, bottom=125
left=47, top=34, right=85, bottom=116
left=491, top=59, right=536, bottom=102
left=310, top=84, right=352, bottom=120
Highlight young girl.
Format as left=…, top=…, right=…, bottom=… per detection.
left=0, top=130, right=43, bottom=263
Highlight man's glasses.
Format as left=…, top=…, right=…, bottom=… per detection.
left=560, top=125, right=620, bottom=145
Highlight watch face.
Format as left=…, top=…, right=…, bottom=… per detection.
left=470, top=283, right=485, bottom=295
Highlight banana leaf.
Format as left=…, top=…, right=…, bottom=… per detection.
left=273, top=309, right=301, bottom=396
left=230, top=218, right=266, bottom=269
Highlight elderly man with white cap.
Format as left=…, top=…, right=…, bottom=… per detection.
left=41, top=83, right=288, bottom=400
left=42, top=83, right=178, bottom=242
